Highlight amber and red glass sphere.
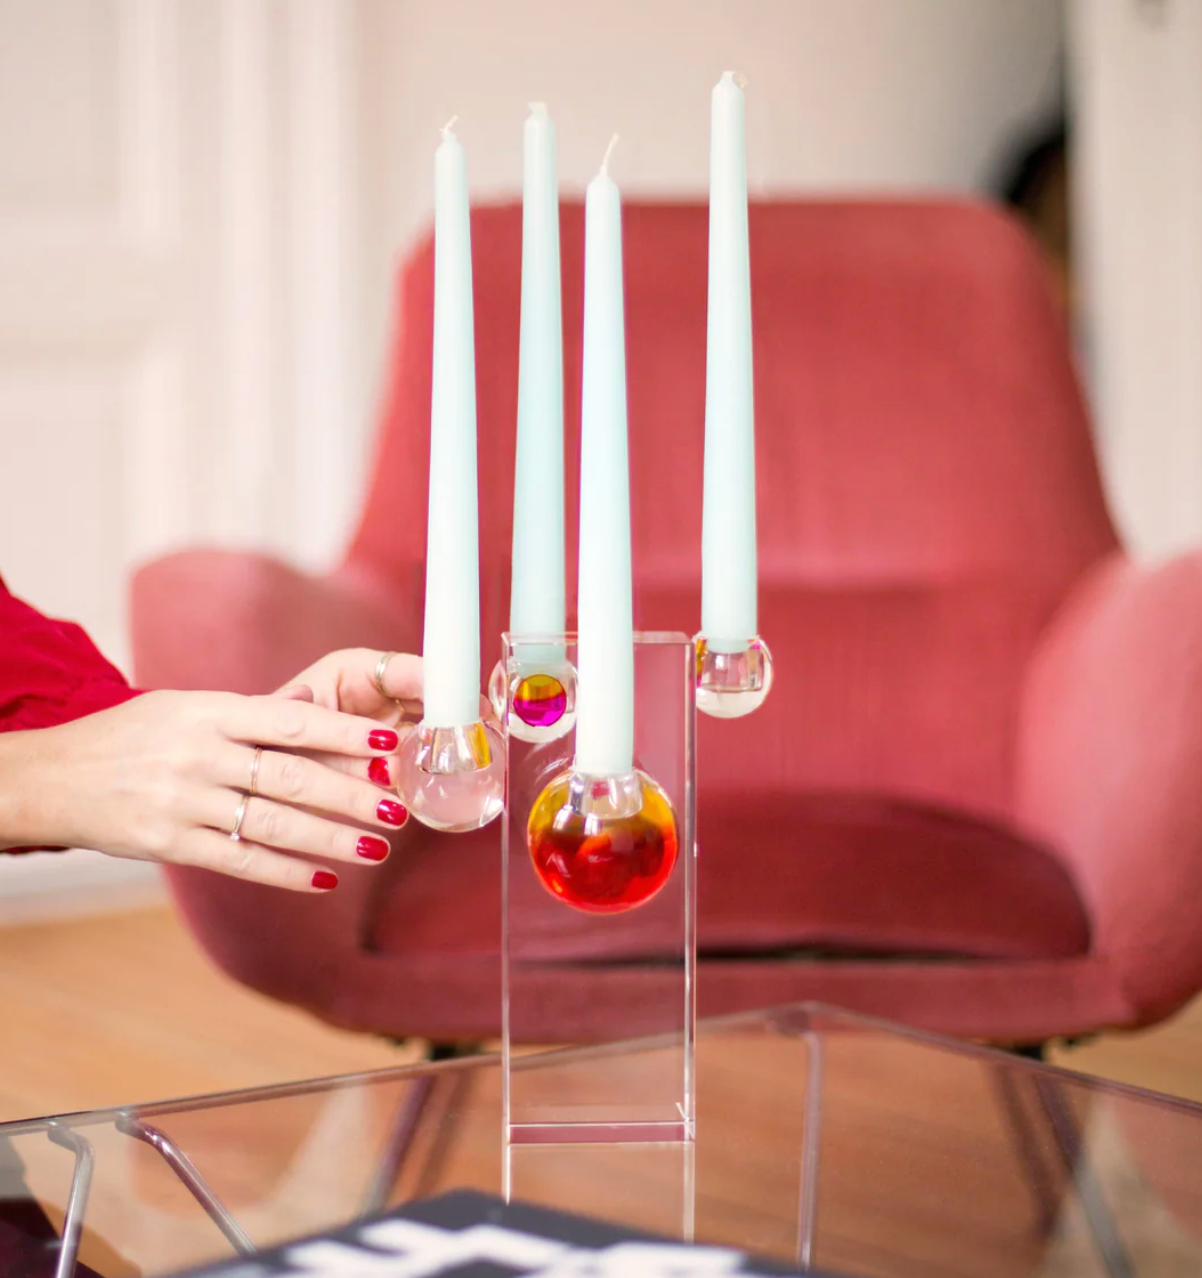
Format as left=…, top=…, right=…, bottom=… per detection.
left=526, top=769, right=679, bottom=913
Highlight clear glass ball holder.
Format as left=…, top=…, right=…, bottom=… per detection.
left=488, top=655, right=578, bottom=745
left=694, top=634, right=774, bottom=719
left=525, top=767, right=680, bottom=914
left=393, top=719, right=505, bottom=833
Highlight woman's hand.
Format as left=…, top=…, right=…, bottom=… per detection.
left=277, top=648, right=424, bottom=724
left=273, top=648, right=425, bottom=793
left=0, top=689, right=410, bottom=891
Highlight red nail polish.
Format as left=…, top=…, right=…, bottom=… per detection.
left=368, top=756, right=392, bottom=788
left=357, top=835, right=390, bottom=862
left=312, top=870, right=339, bottom=891
left=377, top=798, right=408, bottom=827
left=368, top=729, right=399, bottom=751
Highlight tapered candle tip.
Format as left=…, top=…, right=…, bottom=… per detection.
left=441, top=115, right=459, bottom=139
left=720, top=69, right=748, bottom=90
left=529, top=101, right=548, bottom=118
left=600, top=133, right=619, bottom=176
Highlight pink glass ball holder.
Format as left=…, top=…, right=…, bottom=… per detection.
left=393, top=719, right=505, bottom=833
left=488, top=648, right=578, bottom=745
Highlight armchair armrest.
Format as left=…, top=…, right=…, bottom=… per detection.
left=129, top=550, right=421, bottom=694
left=1017, top=549, right=1202, bottom=1025
left=130, top=550, right=422, bottom=1011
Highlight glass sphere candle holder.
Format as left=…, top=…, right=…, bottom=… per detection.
left=394, top=719, right=505, bottom=833
left=694, top=634, right=774, bottom=719
left=488, top=656, right=578, bottom=744
left=526, top=767, right=679, bottom=914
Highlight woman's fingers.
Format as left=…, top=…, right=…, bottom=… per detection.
left=235, top=746, right=408, bottom=831
left=302, top=748, right=404, bottom=789
left=175, top=830, right=341, bottom=893
left=218, top=694, right=399, bottom=758
left=200, top=789, right=397, bottom=865
left=376, top=652, right=424, bottom=703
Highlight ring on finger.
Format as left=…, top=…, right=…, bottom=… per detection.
left=229, top=793, right=250, bottom=842
left=373, top=651, right=402, bottom=705
left=249, top=745, right=264, bottom=798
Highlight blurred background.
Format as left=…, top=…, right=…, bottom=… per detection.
left=0, top=0, right=1198, bottom=914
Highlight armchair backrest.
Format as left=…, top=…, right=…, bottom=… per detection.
left=349, top=199, right=1118, bottom=822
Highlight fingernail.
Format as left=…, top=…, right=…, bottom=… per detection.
left=368, top=729, right=399, bottom=751
left=368, top=756, right=392, bottom=788
left=312, top=870, right=339, bottom=891
left=377, top=798, right=408, bottom=827
left=357, top=835, right=390, bottom=862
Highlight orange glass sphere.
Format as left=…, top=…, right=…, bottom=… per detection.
left=526, top=769, right=679, bottom=913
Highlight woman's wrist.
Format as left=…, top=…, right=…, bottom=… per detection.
left=0, top=727, right=68, bottom=851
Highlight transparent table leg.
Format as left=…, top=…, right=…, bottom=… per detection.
left=797, top=1030, right=822, bottom=1272
left=115, top=1113, right=255, bottom=1255
left=46, top=1121, right=95, bottom=1278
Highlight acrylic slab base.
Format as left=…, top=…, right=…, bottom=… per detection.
left=501, top=632, right=697, bottom=1230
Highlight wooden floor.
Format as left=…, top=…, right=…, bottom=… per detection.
left=2, top=905, right=1202, bottom=1121
left=0, top=907, right=418, bottom=1124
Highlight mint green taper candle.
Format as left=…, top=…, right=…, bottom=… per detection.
left=422, top=119, right=482, bottom=728
left=575, top=139, right=634, bottom=778
left=509, top=103, right=565, bottom=651
left=701, top=71, right=757, bottom=653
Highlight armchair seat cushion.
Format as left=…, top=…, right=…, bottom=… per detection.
left=368, top=791, right=1089, bottom=967
left=698, top=791, right=1090, bottom=961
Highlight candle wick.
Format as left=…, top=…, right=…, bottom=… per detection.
left=441, top=114, right=459, bottom=139
left=600, top=133, right=619, bottom=176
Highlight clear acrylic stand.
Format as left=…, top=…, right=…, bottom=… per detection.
left=500, top=630, right=696, bottom=1231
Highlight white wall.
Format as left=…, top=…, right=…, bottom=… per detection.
left=1068, top=0, right=1202, bottom=560
left=0, top=0, right=364, bottom=921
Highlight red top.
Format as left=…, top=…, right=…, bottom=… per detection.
left=1, top=575, right=140, bottom=853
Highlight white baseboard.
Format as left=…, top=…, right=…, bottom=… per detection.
left=0, top=849, right=167, bottom=926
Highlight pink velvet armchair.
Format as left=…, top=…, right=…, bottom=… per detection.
left=131, top=198, right=1202, bottom=1048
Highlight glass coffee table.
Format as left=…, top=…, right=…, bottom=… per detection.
left=2, top=1003, right=1199, bottom=1277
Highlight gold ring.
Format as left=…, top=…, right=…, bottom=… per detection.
left=373, top=651, right=399, bottom=702
left=229, top=794, right=250, bottom=842
left=249, top=746, right=263, bottom=798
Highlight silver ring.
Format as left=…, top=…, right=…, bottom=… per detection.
left=229, top=793, right=250, bottom=842
left=373, top=651, right=399, bottom=702
left=249, top=746, right=263, bottom=798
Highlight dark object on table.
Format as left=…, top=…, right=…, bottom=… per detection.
left=168, top=1189, right=842, bottom=1277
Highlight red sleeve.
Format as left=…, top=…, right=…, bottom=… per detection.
left=0, top=576, right=142, bottom=855
left=0, top=576, right=140, bottom=732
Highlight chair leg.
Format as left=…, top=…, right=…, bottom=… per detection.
left=992, top=1044, right=1135, bottom=1278
left=1032, top=1074, right=1135, bottom=1278
left=428, top=1042, right=483, bottom=1061
left=360, top=1075, right=436, bottom=1217
left=992, top=1060, right=1066, bottom=1235
left=362, top=1040, right=485, bottom=1214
